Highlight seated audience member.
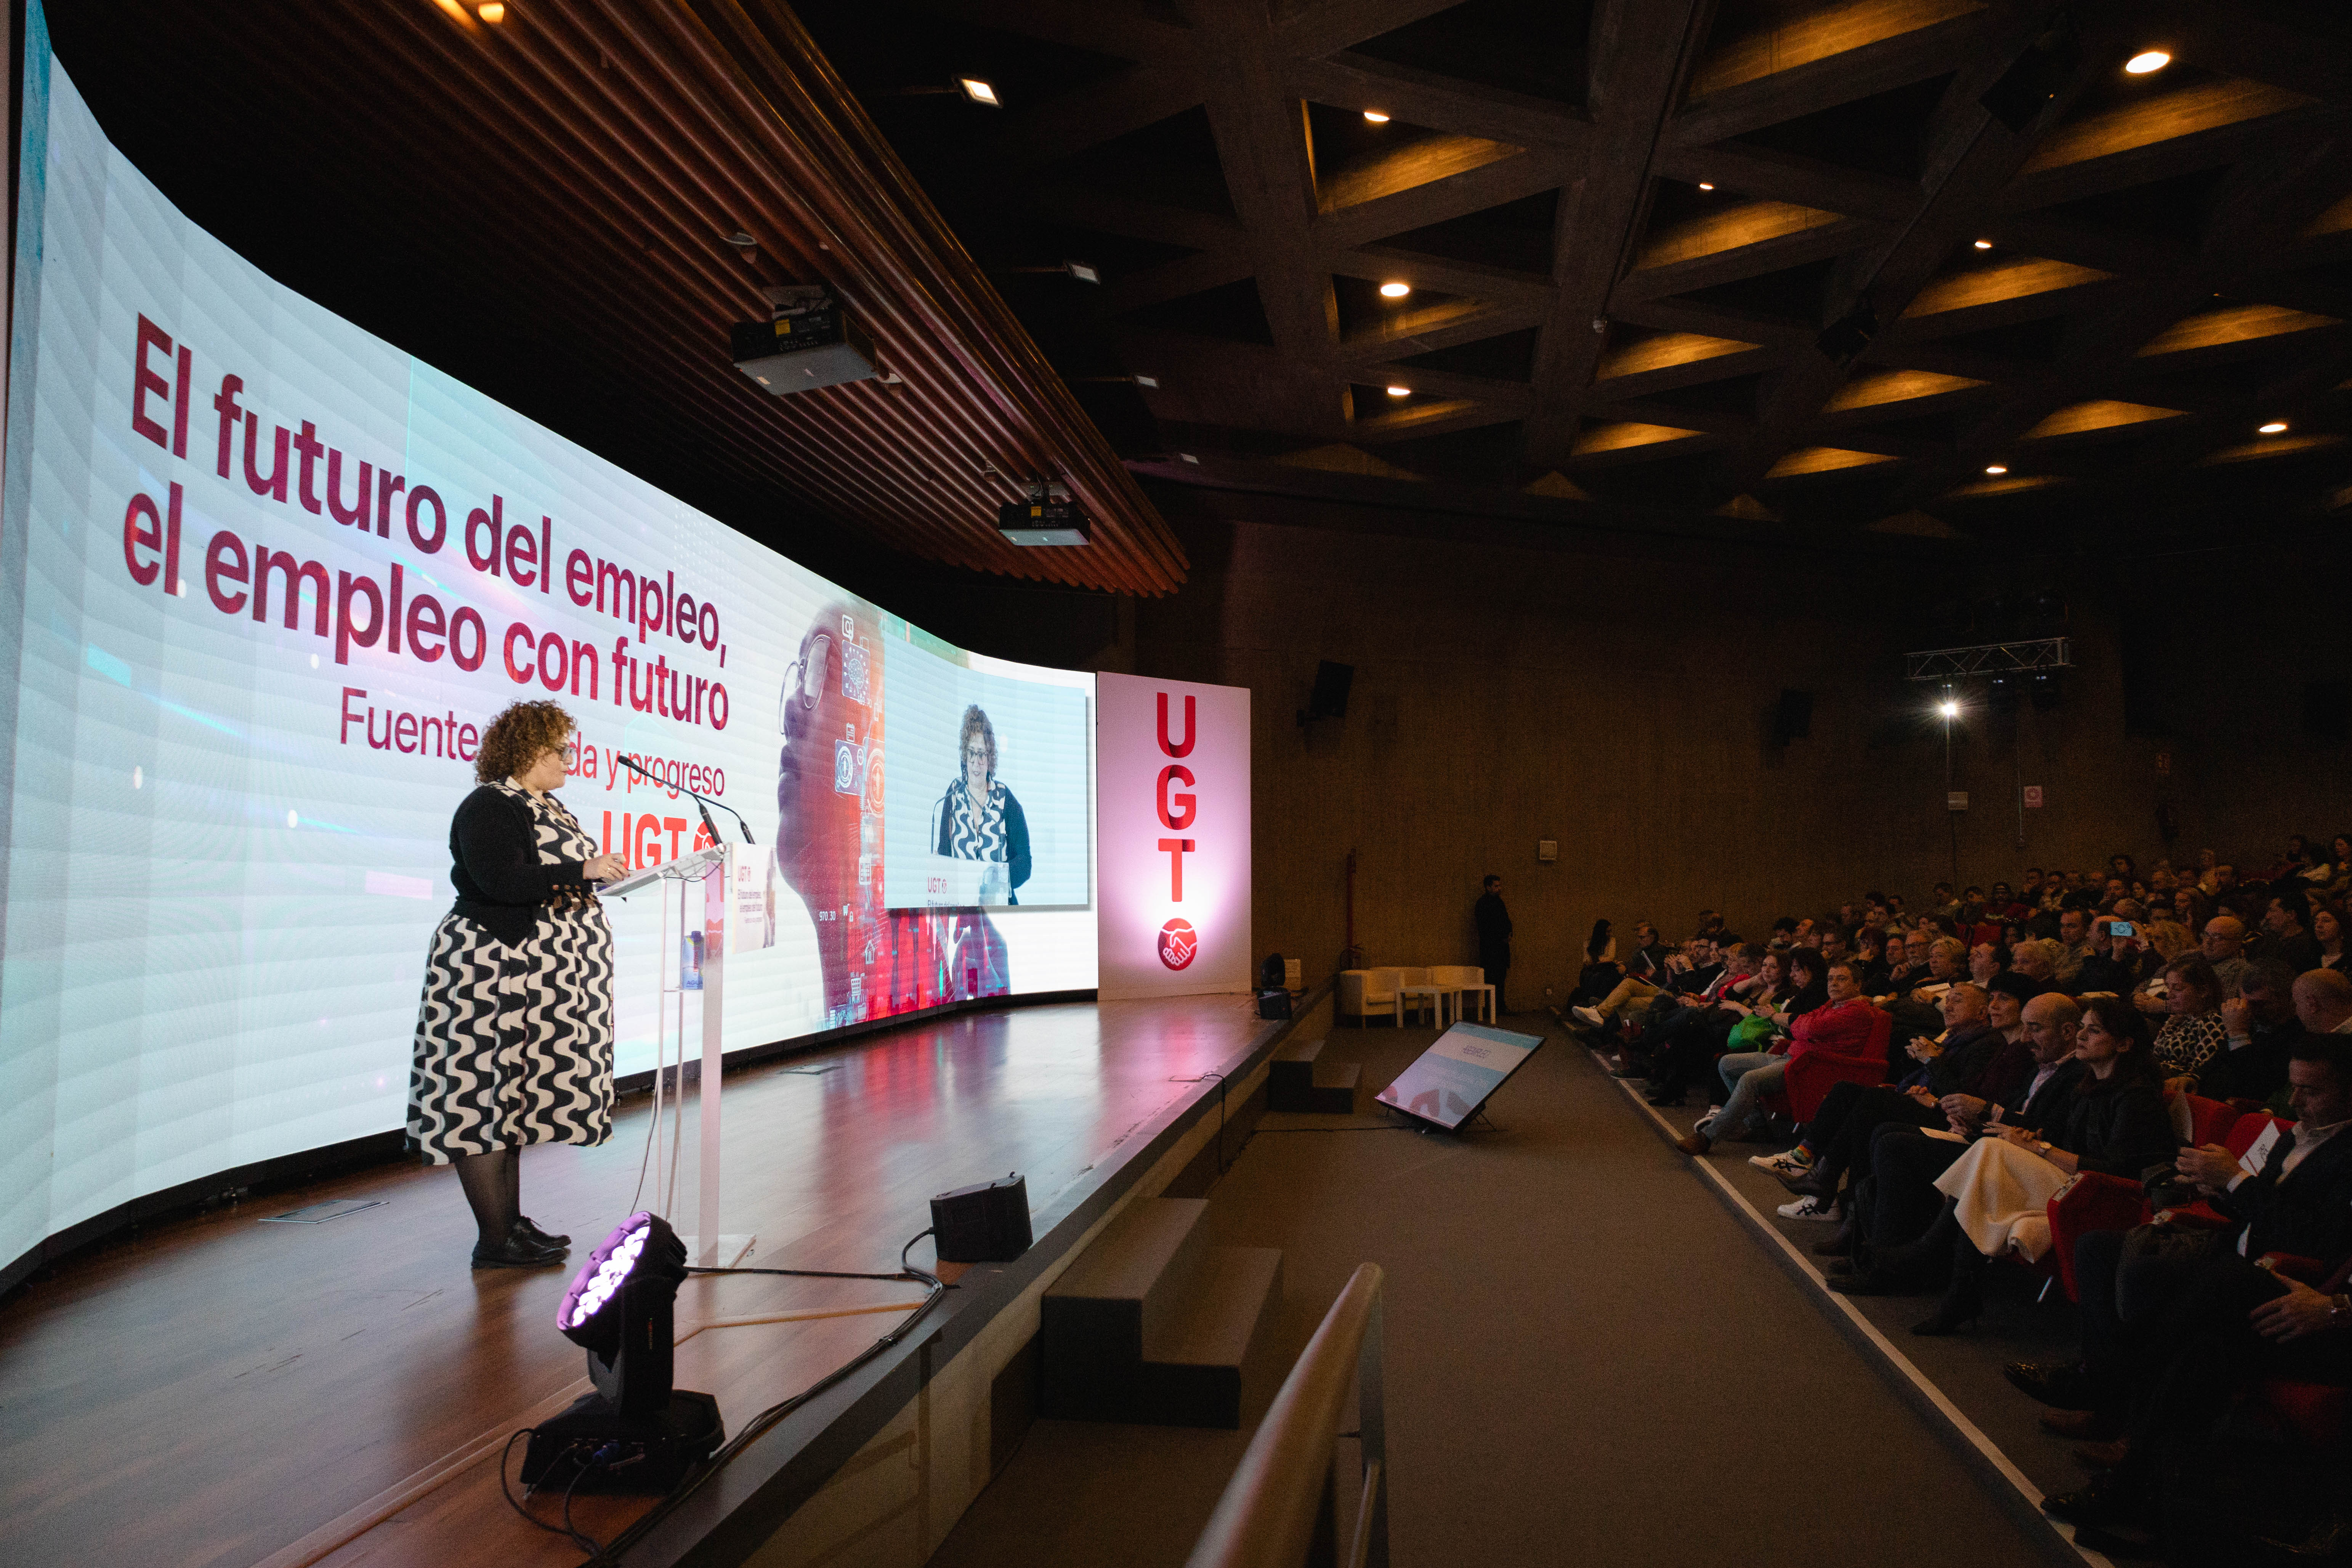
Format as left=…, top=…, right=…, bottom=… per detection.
left=2026, top=1035, right=2352, bottom=1533
left=2129, top=919, right=2194, bottom=1014
left=1967, top=941, right=2004, bottom=988
left=1818, top=993, right=2087, bottom=1262
left=1628, top=920, right=1672, bottom=979
left=1618, top=945, right=1778, bottom=1105
left=1852, top=928, right=1892, bottom=992
left=2315, top=836, right=2352, bottom=899
left=2318, top=901, right=2347, bottom=970
left=2171, top=885, right=2212, bottom=936
left=2152, top=954, right=2229, bottom=1088
left=1764, top=984, right=2003, bottom=1215
left=1998, top=937, right=2072, bottom=999
left=2261, top=888, right=2325, bottom=973
left=1568, top=919, right=1623, bottom=1007
left=1677, top=959, right=1874, bottom=1155
left=1573, top=935, right=1720, bottom=1029
left=2072, top=917, right=2139, bottom=996
left=1879, top=936, right=1967, bottom=1063
left=2195, top=957, right=2307, bottom=1108
left=1832, top=997, right=2174, bottom=1336
left=1603, top=943, right=1762, bottom=1089
left=2055, top=909, right=2094, bottom=983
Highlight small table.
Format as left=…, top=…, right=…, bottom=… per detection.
left=1398, top=983, right=1452, bottom=1028
left=1454, top=983, right=1497, bottom=1025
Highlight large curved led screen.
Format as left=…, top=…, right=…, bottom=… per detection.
left=0, top=19, right=1095, bottom=1273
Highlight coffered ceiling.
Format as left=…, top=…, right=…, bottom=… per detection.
left=804, top=0, right=2352, bottom=545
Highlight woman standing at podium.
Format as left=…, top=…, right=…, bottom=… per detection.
left=407, top=700, right=627, bottom=1267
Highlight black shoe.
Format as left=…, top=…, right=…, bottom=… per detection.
left=472, top=1226, right=567, bottom=1269
left=2042, top=1474, right=2144, bottom=1528
left=1811, top=1220, right=1857, bottom=1257
left=1826, top=1270, right=1920, bottom=1297
left=1910, top=1302, right=1979, bottom=1336
left=1824, top=1257, right=1856, bottom=1277
left=1609, top=1064, right=1651, bottom=1079
left=2004, top=1360, right=2095, bottom=1410
left=1646, top=1090, right=1686, bottom=1107
left=517, top=1215, right=571, bottom=1247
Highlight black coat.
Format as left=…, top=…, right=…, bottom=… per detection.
left=1475, top=891, right=1512, bottom=964
left=2195, top=1023, right=2301, bottom=1106
left=2214, top=1124, right=2352, bottom=1263
left=2056, top=1075, right=2178, bottom=1177
left=449, top=785, right=587, bottom=948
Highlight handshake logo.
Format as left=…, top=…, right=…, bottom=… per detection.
left=1157, top=918, right=1198, bottom=971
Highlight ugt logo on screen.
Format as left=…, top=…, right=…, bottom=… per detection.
left=1157, top=919, right=1198, bottom=970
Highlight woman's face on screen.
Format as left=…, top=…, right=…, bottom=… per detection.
left=963, top=730, right=990, bottom=794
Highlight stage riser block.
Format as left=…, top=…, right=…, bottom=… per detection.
left=1267, top=1038, right=1362, bottom=1115
left=1040, top=1199, right=1283, bottom=1429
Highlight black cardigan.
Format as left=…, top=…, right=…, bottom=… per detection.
left=448, top=785, right=587, bottom=948
left=932, top=782, right=1033, bottom=901
left=2055, top=1075, right=2177, bottom=1177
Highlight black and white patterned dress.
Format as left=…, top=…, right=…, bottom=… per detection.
left=407, top=782, right=615, bottom=1163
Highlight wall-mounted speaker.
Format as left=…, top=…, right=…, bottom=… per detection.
left=1772, top=688, right=1813, bottom=744
left=1300, top=660, right=1354, bottom=725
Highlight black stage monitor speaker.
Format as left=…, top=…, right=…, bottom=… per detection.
left=1773, top=688, right=1813, bottom=743
left=932, top=1173, right=1032, bottom=1262
left=1306, top=661, right=1353, bottom=720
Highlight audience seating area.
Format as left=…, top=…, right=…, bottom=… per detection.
left=1561, top=849, right=2352, bottom=1561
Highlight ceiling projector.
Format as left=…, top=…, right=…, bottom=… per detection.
left=731, top=284, right=875, bottom=394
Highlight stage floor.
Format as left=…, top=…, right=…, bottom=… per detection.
left=0, top=993, right=1276, bottom=1568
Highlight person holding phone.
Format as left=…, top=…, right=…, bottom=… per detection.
left=408, top=701, right=628, bottom=1268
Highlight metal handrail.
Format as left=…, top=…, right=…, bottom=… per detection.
left=1185, top=1263, right=1388, bottom=1568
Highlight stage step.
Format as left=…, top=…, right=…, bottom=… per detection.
left=1040, top=1198, right=1284, bottom=1429
left=1267, top=1037, right=1361, bottom=1114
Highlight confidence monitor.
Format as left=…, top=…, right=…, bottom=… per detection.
left=1376, top=1022, right=1545, bottom=1131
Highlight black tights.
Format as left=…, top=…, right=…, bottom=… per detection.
left=452, top=1146, right=521, bottom=1249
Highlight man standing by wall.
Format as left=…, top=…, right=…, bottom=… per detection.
left=1476, top=874, right=1512, bottom=1013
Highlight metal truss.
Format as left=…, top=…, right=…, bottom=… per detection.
left=1904, top=638, right=2072, bottom=681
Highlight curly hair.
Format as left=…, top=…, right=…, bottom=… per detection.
left=957, top=704, right=997, bottom=784
left=476, top=700, right=573, bottom=785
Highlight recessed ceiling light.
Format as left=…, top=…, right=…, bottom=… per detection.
left=1697, top=182, right=1714, bottom=191
left=1386, top=385, right=1410, bottom=397
left=1974, top=239, right=1994, bottom=250
left=1363, top=110, right=1390, bottom=123
left=2259, top=421, right=2289, bottom=434
left=959, top=78, right=1000, bottom=106
left=2124, top=50, right=2171, bottom=75
left=1133, top=374, right=1160, bottom=390
left=1379, top=281, right=1411, bottom=298
left=1066, top=261, right=1100, bottom=284
left=476, top=2, right=505, bottom=20
left=1984, top=464, right=2008, bottom=475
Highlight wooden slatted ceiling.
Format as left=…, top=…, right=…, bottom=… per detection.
left=51, top=0, right=1188, bottom=595
left=794, top=0, right=2352, bottom=540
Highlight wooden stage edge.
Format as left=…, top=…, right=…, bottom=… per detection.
left=0, top=981, right=1331, bottom=1568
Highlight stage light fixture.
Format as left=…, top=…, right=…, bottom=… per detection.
left=1939, top=700, right=1960, bottom=718
left=2124, top=50, right=2171, bottom=75
left=2260, top=421, right=2288, bottom=434
left=524, top=1212, right=722, bottom=1493
left=1379, top=281, right=1411, bottom=299
left=1386, top=385, right=1410, bottom=397
left=476, top=2, right=505, bottom=20
left=1985, top=463, right=2008, bottom=475
left=1363, top=109, right=1390, bottom=123
left=1066, top=261, right=1100, bottom=284
left=1134, top=374, right=1159, bottom=389
left=1697, top=181, right=1714, bottom=190
left=1974, top=239, right=1993, bottom=250
left=959, top=78, right=1001, bottom=105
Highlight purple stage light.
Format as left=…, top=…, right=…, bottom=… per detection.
left=559, top=1211, right=655, bottom=1335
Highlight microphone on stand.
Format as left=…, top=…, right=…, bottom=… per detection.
left=614, top=754, right=756, bottom=847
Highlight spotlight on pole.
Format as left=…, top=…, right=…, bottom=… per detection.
left=1938, top=699, right=1960, bottom=718
left=523, top=1213, right=723, bottom=1493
